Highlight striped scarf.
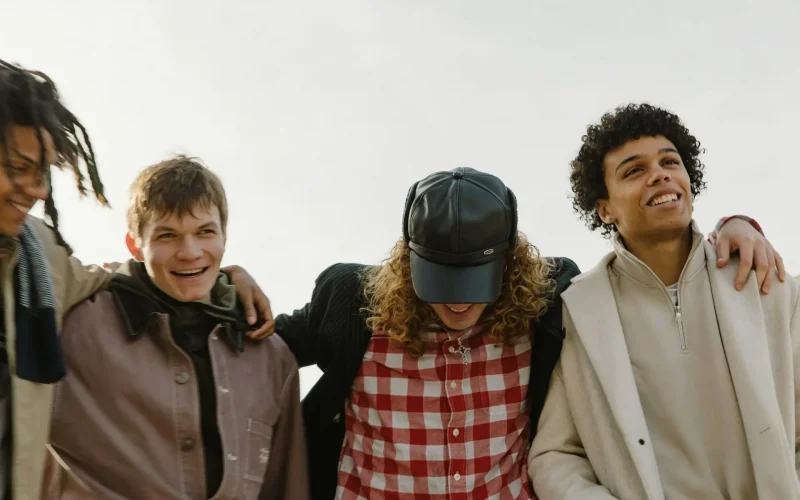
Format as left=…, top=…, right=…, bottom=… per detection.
left=11, top=219, right=64, bottom=383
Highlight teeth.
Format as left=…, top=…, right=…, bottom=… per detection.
left=174, top=268, right=204, bottom=276
left=447, top=306, right=470, bottom=313
left=11, top=202, right=30, bottom=213
left=649, top=193, right=678, bottom=206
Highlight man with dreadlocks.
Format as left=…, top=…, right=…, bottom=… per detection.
left=0, top=59, right=274, bottom=500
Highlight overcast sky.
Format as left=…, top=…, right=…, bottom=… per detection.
left=4, top=0, right=798, bottom=394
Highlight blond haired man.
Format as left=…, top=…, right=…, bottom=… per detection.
left=42, top=156, right=308, bottom=500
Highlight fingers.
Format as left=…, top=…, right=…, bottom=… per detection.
left=245, top=293, right=275, bottom=340
left=751, top=241, right=769, bottom=293
left=772, top=244, right=786, bottom=282
left=240, top=288, right=257, bottom=326
left=735, top=242, right=754, bottom=291
left=715, top=235, right=731, bottom=267
left=246, top=320, right=276, bottom=340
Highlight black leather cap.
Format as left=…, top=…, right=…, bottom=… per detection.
left=402, top=167, right=517, bottom=304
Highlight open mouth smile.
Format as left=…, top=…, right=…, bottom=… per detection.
left=170, top=267, right=208, bottom=278
left=647, top=193, right=681, bottom=207
left=446, top=305, right=471, bottom=314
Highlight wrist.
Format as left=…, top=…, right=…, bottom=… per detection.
left=709, top=215, right=764, bottom=244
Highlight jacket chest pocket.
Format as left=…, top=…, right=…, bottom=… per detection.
left=243, top=418, right=275, bottom=484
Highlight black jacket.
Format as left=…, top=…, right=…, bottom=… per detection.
left=275, top=258, right=580, bottom=500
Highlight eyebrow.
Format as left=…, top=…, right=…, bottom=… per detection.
left=615, top=148, right=680, bottom=172
left=152, top=221, right=220, bottom=234
left=10, top=151, right=41, bottom=167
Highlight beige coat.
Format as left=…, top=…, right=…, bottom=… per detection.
left=529, top=240, right=800, bottom=499
left=1, top=217, right=109, bottom=500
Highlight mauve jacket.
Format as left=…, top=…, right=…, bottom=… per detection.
left=40, top=288, right=309, bottom=500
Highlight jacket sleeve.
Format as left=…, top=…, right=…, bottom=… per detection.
left=260, top=367, right=310, bottom=500
left=275, top=263, right=370, bottom=369
left=275, top=303, right=316, bottom=367
left=791, top=286, right=800, bottom=480
left=30, top=217, right=110, bottom=317
left=528, top=363, right=619, bottom=499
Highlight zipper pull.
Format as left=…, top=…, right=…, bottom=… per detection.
left=675, top=305, right=687, bottom=351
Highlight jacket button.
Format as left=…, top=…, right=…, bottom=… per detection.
left=180, top=438, right=195, bottom=451
left=175, top=371, right=190, bottom=384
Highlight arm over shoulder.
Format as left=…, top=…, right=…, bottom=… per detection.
left=29, top=217, right=110, bottom=317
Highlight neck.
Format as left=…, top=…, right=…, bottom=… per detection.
left=621, top=225, right=693, bottom=286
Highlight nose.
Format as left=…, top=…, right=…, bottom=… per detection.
left=176, top=237, right=203, bottom=260
left=647, top=164, right=671, bottom=186
left=21, top=181, right=49, bottom=201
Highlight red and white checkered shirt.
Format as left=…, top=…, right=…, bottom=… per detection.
left=336, top=324, right=535, bottom=499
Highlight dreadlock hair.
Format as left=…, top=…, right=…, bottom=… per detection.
left=0, top=59, right=107, bottom=253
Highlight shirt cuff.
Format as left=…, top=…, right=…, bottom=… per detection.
left=707, top=215, right=764, bottom=244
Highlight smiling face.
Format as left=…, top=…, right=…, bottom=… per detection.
left=429, top=303, right=489, bottom=331
left=597, top=135, right=693, bottom=244
left=127, top=205, right=225, bottom=303
left=0, top=126, right=54, bottom=237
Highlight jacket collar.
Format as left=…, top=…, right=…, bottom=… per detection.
left=108, top=261, right=246, bottom=352
left=610, top=220, right=706, bottom=287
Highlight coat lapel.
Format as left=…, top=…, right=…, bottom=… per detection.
left=703, top=241, right=799, bottom=498
left=562, top=255, right=665, bottom=500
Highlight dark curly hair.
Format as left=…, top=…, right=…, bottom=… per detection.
left=0, top=59, right=107, bottom=252
left=569, top=103, right=706, bottom=237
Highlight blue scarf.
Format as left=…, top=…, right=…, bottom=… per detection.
left=10, top=220, right=64, bottom=383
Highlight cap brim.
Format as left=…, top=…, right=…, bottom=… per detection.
left=410, top=250, right=504, bottom=304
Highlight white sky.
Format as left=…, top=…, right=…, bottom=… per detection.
left=3, top=1, right=798, bottom=395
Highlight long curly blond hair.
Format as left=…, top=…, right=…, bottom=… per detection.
left=362, top=233, right=555, bottom=357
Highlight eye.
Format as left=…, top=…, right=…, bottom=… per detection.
left=624, top=166, right=642, bottom=178
left=10, top=163, right=31, bottom=175
left=199, top=228, right=216, bottom=236
left=156, top=233, right=175, bottom=240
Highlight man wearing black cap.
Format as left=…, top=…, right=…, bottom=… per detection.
left=275, top=167, right=779, bottom=500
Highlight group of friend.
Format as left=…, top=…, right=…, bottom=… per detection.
left=0, top=58, right=795, bottom=500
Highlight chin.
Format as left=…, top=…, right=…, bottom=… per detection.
left=0, top=222, right=24, bottom=238
left=441, top=315, right=482, bottom=331
left=168, top=284, right=214, bottom=303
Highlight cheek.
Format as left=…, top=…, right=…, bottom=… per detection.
left=143, top=246, right=171, bottom=271
left=0, top=172, right=14, bottom=197
left=204, top=239, right=225, bottom=265
left=608, top=184, right=642, bottom=212
left=678, top=171, right=693, bottom=193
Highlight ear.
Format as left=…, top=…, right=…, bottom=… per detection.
left=596, top=199, right=615, bottom=225
left=125, top=233, right=144, bottom=262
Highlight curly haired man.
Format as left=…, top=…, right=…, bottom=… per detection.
left=275, top=162, right=780, bottom=499
left=529, top=104, right=799, bottom=499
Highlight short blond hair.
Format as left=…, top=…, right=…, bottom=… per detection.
left=127, top=155, right=228, bottom=239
